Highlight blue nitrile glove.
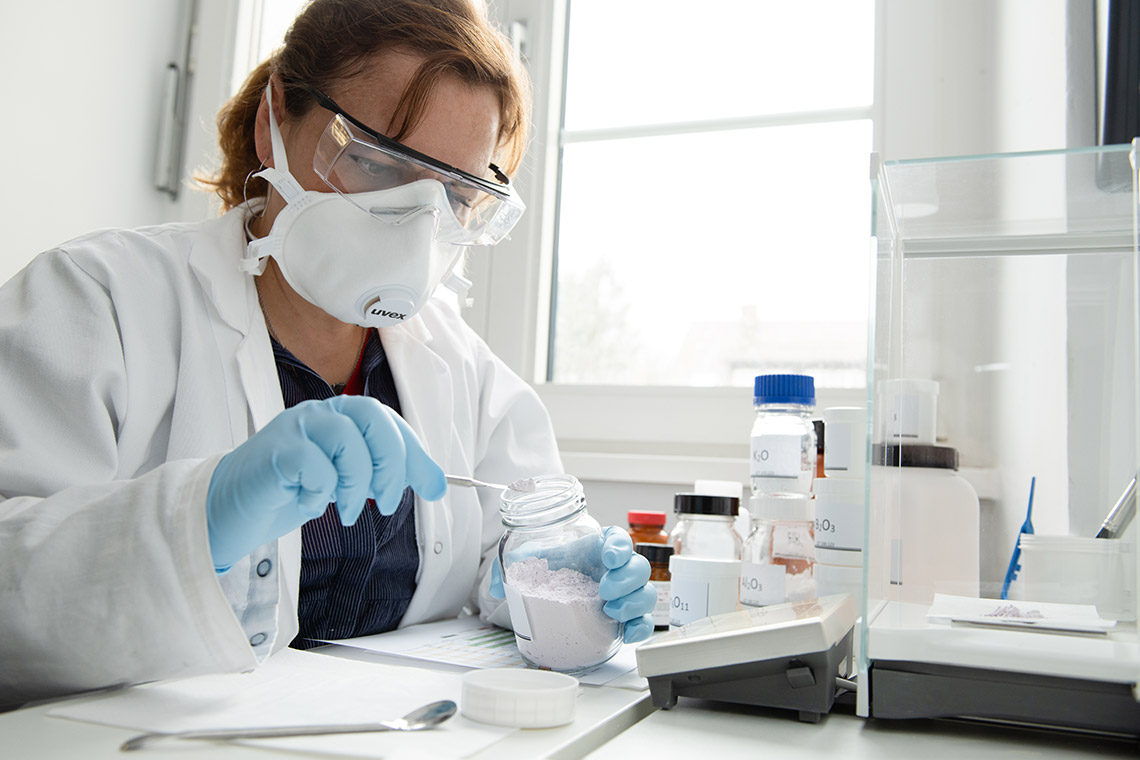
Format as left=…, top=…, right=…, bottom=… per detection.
left=489, top=526, right=656, bottom=644
left=596, top=527, right=656, bottom=643
left=206, top=396, right=446, bottom=572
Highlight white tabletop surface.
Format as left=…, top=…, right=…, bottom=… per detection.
left=0, top=644, right=653, bottom=760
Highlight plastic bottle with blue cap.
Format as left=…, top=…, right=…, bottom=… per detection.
left=750, top=374, right=817, bottom=496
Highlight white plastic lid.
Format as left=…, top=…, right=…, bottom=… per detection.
left=668, top=555, right=742, bottom=579
left=822, top=406, right=865, bottom=424
left=460, top=668, right=579, bottom=728
left=748, top=492, right=813, bottom=522
left=694, top=479, right=745, bottom=499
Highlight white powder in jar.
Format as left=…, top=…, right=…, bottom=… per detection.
left=504, top=556, right=621, bottom=671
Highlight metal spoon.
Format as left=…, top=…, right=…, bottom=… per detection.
left=446, top=474, right=536, bottom=492
left=119, top=698, right=456, bottom=751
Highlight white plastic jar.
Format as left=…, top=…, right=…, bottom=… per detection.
left=871, top=443, right=979, bottom=603
left=498, top=474, right=622, bottom=673
left=750, top=374, right=817, bottom=495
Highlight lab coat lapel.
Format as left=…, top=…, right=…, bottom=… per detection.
left=381, top=317, right=453, bottom=472
left=381, top=317, right=456, bottom=621
left=187, top=208, right=284, bottom=435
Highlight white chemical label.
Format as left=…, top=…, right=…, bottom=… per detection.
left=502, top=583, right=533, bottom=640
left=669, top=578, right=709, bottom=627
left=888, top=395, right=920, bottom=439
left=814, top=498, right=864, bottom=551
left=772, top=524, right=815, bottom=560
left=740, top=562, right=786, bottom=607
left=652, top=581, right=671, bottom=627
left=824, top=421, right=853, bottom=472
left=750, top=434, right=803, bottom=478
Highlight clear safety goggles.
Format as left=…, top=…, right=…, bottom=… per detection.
left=307, top=88, right=525, bottom=246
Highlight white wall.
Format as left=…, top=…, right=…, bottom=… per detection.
left=0, top=0, right=237, bottom=286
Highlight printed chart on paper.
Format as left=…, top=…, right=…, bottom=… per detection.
left=401, top=623, right=525, bottom=669
left=326, top=616, right=525, bottom=669
left=326, top=615, right=644, bottom=687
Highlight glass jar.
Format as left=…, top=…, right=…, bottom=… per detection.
left=635, top=543, right=674, bottom=630
left=498, top=474, right=622, bottom=673
left=668, top=494, right=742, bottom=559
left=628, top=510, right=669, bottom=544
left=740, top=493, right=816, bottom=607
left=750, top=374, right=817, bottom=496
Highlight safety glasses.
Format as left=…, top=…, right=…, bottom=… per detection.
left=307, top=87, right=525, bottom=246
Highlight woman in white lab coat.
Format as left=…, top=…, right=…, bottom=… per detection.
left=0, top=0, right=652, bottom=708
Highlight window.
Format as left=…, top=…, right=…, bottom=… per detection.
left=551, top=1, right=875, bottom=389
left=479, top=1, right=877, bottom=479
left=231, top=0, right=310, bottom=94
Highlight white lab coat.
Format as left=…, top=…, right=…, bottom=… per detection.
left=0, top=207, right=561, bottom=707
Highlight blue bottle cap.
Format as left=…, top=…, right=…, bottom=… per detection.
left=754, top=374, right=815, bottom=406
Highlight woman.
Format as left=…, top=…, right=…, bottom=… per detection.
left=0, top=0, right=652, bottom=708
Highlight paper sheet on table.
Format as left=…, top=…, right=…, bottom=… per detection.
left=48, top=648, right=513, bottom=759
left=926, top=594, right=1117, bottom=633
left=326, top=615, right=647, bottom=689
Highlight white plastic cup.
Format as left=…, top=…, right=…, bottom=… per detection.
left=877, top=379, right=939, bottom=445
left=668, top=556, right=740, bottom=628
left=1019, top=535, right=1136, bottom=621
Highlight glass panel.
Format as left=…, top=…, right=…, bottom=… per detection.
left=862, top=145, right=1139, bottom=717
left=551, top=120, right=873, bottom=386
left=563, top=0, right=875, bottom=131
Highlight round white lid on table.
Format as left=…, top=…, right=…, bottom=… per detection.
left=460, top=668, right=579, bottom=728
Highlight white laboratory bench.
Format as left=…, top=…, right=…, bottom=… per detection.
left=0, top=643, right=653, bottom=760
left=4, top=643, right=1139, bottom=759
left=584, top=698, right=1140, bottom=759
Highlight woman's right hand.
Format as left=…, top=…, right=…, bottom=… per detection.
left=205, top=396, right=446, bottom=572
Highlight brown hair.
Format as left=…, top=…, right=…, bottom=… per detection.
left=199, top=0, right=531, bottom=211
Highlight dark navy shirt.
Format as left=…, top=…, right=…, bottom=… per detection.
left=269, top=330, right=420, bottom=649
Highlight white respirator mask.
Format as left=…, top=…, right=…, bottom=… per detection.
left=239, top=83, right=523, bottom=328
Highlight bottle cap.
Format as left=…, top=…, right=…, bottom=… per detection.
left=674, top=493, right=739, bottom=516
left=813, top=419, right=825, bottom=452
left=693, top=480, right=744, bottom=499
left=754, top=373, right=815, bottom=406
left=635, top=543, right=675, bottom=565
left=823, top=406, right=867, bottom=478
left=749, top=493, right=813, bottom=522
left=627, top=510, right=667, bottom=526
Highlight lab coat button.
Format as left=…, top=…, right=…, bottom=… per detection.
left=433, top=541, right=443, bottom=554
left=256, top=559, right=272, bottom=577
left=249, top=632, right=267, bottom=647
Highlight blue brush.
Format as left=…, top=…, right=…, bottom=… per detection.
left=1000, top=477, right=1036, bottom=600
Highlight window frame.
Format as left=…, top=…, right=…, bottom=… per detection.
left=470, top=0, right=880, bottom=485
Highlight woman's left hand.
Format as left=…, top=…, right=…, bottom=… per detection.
left=597, top=527, right=656, bottom=643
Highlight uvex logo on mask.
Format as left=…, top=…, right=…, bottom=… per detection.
left=369, top=304, right=408, bottom=321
